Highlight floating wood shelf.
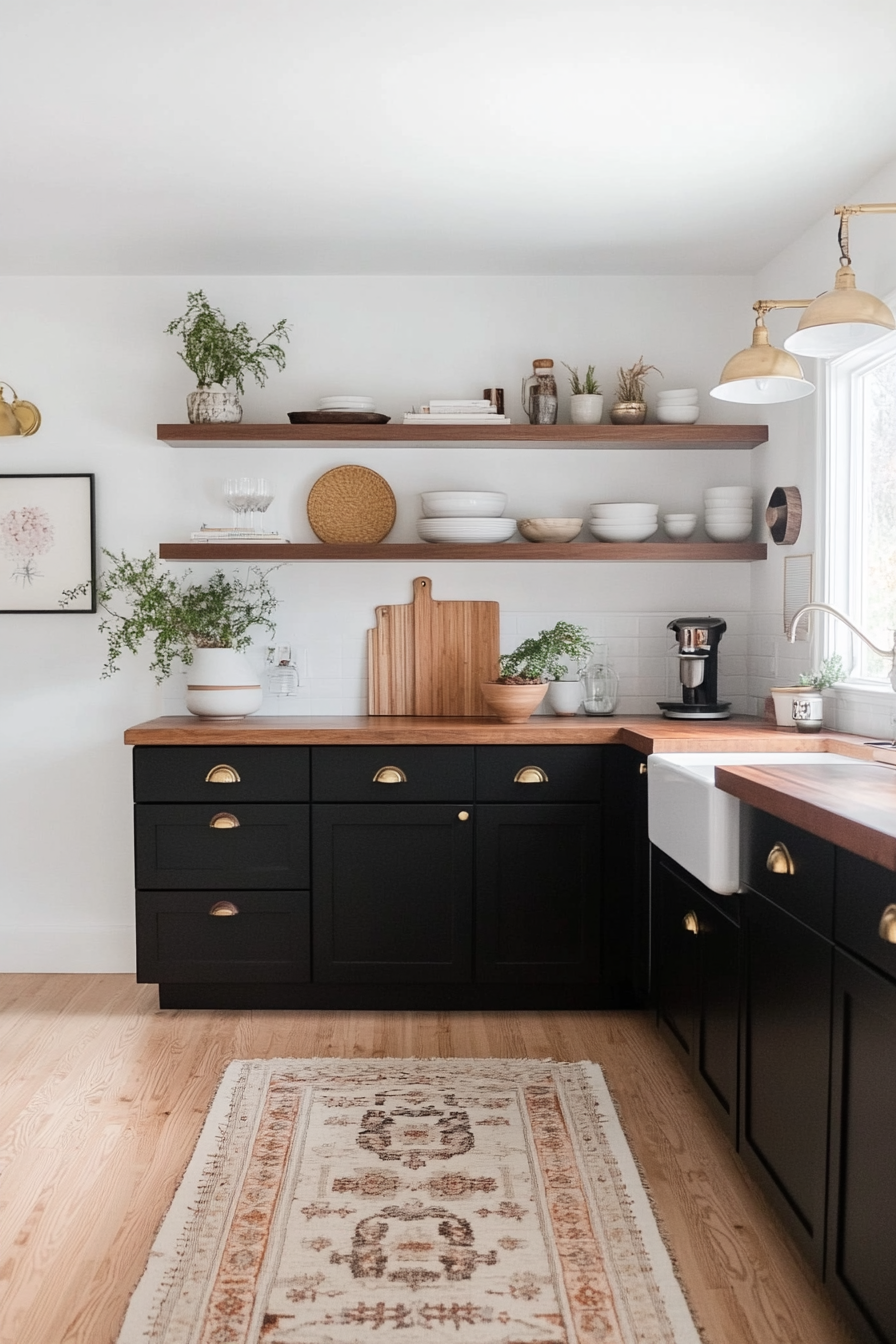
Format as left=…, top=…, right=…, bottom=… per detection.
left=159, top=541, right=767, bottom=562
left=158, top=423, right=768, bottom=449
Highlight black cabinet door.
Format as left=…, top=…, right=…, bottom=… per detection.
left=312, top=804, right=473, bottom=983
left=601, top=746, right=649, bottom=1002
left=136, top=890, right=310, bottom=983
left=827, top=949, right=896, bottom=1344
left=652, top=850, right=740, bottom=1143
left=475, top=803, right=600, bottom=982
left=135, top=803, right=310, bottom=890
left=740, top=888, right=832, bottom=1273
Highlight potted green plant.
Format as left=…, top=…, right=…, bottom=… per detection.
left=63, top=550, right=280, bottom=718
left=610, top=357, right=662, bottom=425
left=481, top=621, right=594, bottom=721
left=770, top=653, right=845, bottom=730
left=165, top=290, right=291, bottom=424
left=563, top=363, right=603, bottom=425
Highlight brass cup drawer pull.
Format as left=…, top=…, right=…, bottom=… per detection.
left=766, top=842, right=795, bottom=875
left=205, top=764, right=241, bottom=784
left=639, top=762, right=648, bottom=776
left=878, top=904, right=896, bottom=944
left=683, top=911, right=700, bottom=935
left=209, top=812, right=240, bottom=829
left=372, top=766, right=407, bottom=784
left=209, top=900, right=239, bottom=917
left=514, top=766, right=549, bottom=784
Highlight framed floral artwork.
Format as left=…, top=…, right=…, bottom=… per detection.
left=0, top=474, right=96, bottom=612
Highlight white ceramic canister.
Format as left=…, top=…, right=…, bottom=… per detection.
left=185, top=647, right=263, bottom=719
left=546, top=678, right=584, bottom=716
left=569, top=393, right=604, bottom=425
left=187, top=383, right=243, bottom=424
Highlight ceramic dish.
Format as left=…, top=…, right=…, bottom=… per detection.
left=704, top=507, right=753, bottom=521
left=319, top=395, right=376, bottom=407
left=589, top=502, right=658, bottom=518
left=663, top=518, right=697, bottom=539
left=657, top=387, right=698, bottom=400
left=704, top=485, right=752, bottom=499
left=421, top=491, right=507, bottom=517
left=705, top=521, right=753, bottom=541
left=417, top=517, right=517, bottom=543
left=517, top=517, right=583, bottom=542
left=656, top=406, right=700, bottom=424
left=588, top=519, right=658, bottom=542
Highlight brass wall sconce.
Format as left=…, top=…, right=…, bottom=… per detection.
left=711, top=300, right=814, bottom=403
left=0, top=382, right=41, bottom=437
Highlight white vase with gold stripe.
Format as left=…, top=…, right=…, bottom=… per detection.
left=184, top=648, right=263, bottom=719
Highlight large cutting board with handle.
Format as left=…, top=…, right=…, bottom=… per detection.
left=368, top=575, right=500, bottom=715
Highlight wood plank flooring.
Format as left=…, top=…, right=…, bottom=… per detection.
left=0, top=976, right=857, bottom=1344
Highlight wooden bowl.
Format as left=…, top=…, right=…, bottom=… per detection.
left=518, top=517, right=583, bottom=543
left=480, top=681, right=548, bottom=722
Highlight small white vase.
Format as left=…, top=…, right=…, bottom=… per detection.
left=546, top=678, right=583, bottom=716
left=569, top=393, right=604, bottom=425
left=185, top=648, right=263, bottom=719
left=187, top=384, right=243, bottom=424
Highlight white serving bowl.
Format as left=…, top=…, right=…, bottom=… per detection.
left=656, top=405, right=700, bottom=424
left=704, top=485, right=752, bottom=500
left=518, top=517, right=583, bottom=542
left=421, top=491, right=507, bottom=518
left=704, top=507, right=753, bottom=522
left=705, top=521, right=753, bottom=542
left=657, top=387, right=698, bottom=401
left=663, top=517, right=698, bottom=539
left=589, top=502, right=658, bottom=519
left=664, top=512, right=698, bottom=521
left=588, top=519, right=658, bottom=542
left=417, top=517, right=517, bottom=543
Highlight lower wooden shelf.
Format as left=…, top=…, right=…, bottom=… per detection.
left=158, top=541, right=767, bottom=562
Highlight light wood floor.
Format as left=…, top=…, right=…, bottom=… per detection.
left=0, top=976, right=856, bottom=1344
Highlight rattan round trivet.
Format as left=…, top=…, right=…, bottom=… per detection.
left=307, top=464, right=396, bottom=544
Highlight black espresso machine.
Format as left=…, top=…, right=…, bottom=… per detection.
left=657, top=616, right=731, bottom=719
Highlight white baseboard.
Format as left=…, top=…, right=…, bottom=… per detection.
left=0, top=926, right=135, bottom=973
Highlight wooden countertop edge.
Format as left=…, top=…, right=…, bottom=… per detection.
left=716, top=763, right=896, bottom=871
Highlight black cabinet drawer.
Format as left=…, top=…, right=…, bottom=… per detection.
left=474, top=745, right=601, bottom=802
left=836, top=848, right=896, bottom=982
left=135, top=803, right=310, bottom=889
left=133, top=746, right=309, bottom=802
left=136, top=890, right=310, bottom=982
left=311, top=746, right=473, bottom=802
left=742, top=805, right=834, bottom=937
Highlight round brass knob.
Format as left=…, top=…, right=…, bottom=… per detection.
left=766, top=842, right=795, bottom=875
left=458, top=811, right=470, bottom=821
left=683, top=911, right=700, bottom=935
left=209, top=901, right=239, bottom=917
left=205, top=764, right=241, bottom=784
left=209, top=812, right=240, bottom=829
left=514, top=766, right=549, bottom=784
left=372, top=766, right=407, bottom=784
left=878, top=904, right=896, bottom=943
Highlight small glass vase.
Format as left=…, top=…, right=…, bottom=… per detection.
left=580, top=647, right=619, bottom=715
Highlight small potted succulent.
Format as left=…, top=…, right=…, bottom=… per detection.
left=770, top=654, right=845, bottom=730
left=610, top=357, right=662, bottom=425
left=481, top=621, right=594, bottom=721
left=62, top=550, right=280, bottom=718
left=562, top=363, right=603, bottom=425
left=166, top=290, right=291, bottom=424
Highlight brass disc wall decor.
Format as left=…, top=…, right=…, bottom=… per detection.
left=307, top=464, right=396, bottom=543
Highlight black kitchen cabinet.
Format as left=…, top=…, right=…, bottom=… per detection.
left=312, top=803, right=473, bottom=983
left=134, top=803, right=310, bottom=890
left=136, top=889, right=310, bottom=983
left=602, top=746, right=649, bottom=1002
left=652, top=848, right=740, bottom=1143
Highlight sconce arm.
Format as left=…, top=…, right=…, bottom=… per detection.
left=787, top=602, right=896, bottom=691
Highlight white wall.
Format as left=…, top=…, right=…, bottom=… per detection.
left=0, top=273, right=763, bottom=971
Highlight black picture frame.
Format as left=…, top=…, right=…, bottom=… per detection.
left=0, top=473, right=96, bottom=613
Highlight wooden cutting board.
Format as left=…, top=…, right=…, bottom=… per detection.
left=367, top=576, right=499, bottom=715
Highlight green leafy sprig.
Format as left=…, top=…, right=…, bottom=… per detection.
left=165, top=290, right=290, bottom=393
left=563, top=363, right=601, bottom=396
left=798, top=653, right=846, bottom=690
left=497, top=621, right=594, bottom=684
left=61, top=550, right=280, bottom=682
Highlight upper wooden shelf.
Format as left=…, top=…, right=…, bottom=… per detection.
left=159, top=541, right=767, bottom=562
left=157, top=423, right=768, bottom=449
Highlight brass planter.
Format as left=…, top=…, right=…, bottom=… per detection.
left=609, top=401, right=647, bottom=425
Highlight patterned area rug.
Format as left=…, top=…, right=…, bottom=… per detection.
left=118, top=1058, right=700, bottom=1344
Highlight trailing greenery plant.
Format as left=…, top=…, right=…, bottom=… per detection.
left=615, top=357, right=662, bottom=404
left=165, top=290, right=290, bottom=392
left=497, top=621, right=594, bottom=684
left=562, top=363, right=602, bottom=396
left=61, top=550, right=280, bottom=682
left=798, top=653, right=846, bottom=690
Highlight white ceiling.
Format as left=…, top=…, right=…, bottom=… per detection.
left=5, top=0, right=896, bottom=276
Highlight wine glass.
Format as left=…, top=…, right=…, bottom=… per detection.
left=253, top=479, right=274, bottom=534
left=224, top=477, right=251, bottom=528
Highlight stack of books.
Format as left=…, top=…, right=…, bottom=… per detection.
left=403, top=399, right=511, bottom=425
left=189, top=527, right=290, bottom=543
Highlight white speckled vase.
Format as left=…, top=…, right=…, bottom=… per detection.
left=184, top=648, right=263, bottom=719
left=546, top=679, right=584, bottom=716
left=569, top=394, right=603, bottom=425
left=187, top=384, right=243, bottom=424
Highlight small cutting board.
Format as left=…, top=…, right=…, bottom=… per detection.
left=367, top=576, right=499, bottom=716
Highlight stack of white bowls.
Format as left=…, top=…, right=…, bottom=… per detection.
left=704, top=485, right=753, bottom=541
left=417, top=491, right=516, bottom=544
left=589, top=502, right=658, bottom=542
left=319, top=395, right=377, bottom=413
left=656, top=388, right=699, bottom=424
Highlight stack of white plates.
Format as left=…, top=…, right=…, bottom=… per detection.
left=704, top=485, right=752, bottom=541
left=588, top=502, right=658, bottom=542
left=319, top=395, right=376, bottom=412
left=417, top=490, right=514, bottom=543
left=656, top=388, right=699, bottom=425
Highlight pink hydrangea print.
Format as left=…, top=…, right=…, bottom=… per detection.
left=1, top=505, right=55, bottom=585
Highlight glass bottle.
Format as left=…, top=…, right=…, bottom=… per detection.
left=521, top=359, right=559, bottom=424
left=580, top=643, right=619, bottom=715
